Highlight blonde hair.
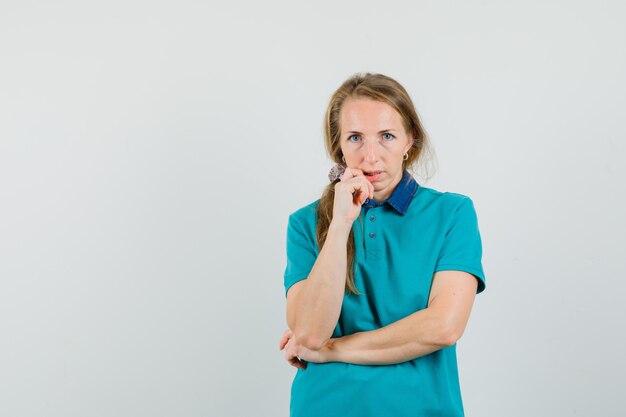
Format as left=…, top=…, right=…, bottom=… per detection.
left=317, top=72, right=436, bottom=295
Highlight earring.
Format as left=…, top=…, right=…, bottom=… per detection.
left=403, top=152, right=409, bottom=161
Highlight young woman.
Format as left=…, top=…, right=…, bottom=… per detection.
left=279, top=72, right=486, bottom=417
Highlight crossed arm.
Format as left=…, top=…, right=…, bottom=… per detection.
left=279, top=270, right=478, bottom=367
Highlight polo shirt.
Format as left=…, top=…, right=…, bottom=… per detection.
left=283, top=170, right=486, bottom=417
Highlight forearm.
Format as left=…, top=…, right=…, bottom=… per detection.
left=324, top=307, right=452, bottom=365
left=292, top=220, right=352, bottom=349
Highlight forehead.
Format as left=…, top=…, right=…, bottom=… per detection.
left=340, top=98, right=402, bottom=130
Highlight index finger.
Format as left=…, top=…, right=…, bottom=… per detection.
left=279, top=329, right=293, bottom=350
left=340, top=167, right=365, bottom=181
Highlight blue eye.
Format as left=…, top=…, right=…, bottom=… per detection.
left=383, top=133, right=395, bottom=140
left=348, top=134, right=360, bottom=142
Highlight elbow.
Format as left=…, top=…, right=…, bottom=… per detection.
left=296, top=331, right=328, bottom=352
left=437, top=322, right=465, bottom=348
left=439, top=331, right=461, bottom=348
left=288, top=319, right=328, bottom=351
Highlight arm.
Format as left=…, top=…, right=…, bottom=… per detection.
left=322, top=270, right=478, bottom=365
left=287, top=220, right=352, bottom=351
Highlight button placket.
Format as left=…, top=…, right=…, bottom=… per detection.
left=363, top=206, right=381, bottom=261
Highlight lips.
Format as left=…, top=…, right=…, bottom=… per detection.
left=364, top=170, right=383, bottom=176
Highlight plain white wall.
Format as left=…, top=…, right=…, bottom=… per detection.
left=1, top=0, right=624, bottom=416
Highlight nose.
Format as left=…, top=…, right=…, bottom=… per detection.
left=364, top=138, right=380, bottom=162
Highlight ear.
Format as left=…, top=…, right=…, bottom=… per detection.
left=406, top=136, right=414, bottom=153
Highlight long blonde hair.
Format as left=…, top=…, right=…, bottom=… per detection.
left=317, top=72, right=436, bottom=295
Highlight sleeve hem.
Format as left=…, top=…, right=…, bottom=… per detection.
left=284, top=272, right=310, bottom=298
left=434, top=264, right=486, bottom=294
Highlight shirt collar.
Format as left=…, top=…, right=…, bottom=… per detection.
left=361, top=170, right=419, bottom=215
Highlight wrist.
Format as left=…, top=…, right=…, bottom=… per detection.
left=321, top=337, right=342, bottom=363
left=329, top=220, right=352, bottom=237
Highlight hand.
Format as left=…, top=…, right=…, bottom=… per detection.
left=279, top=329, right=332, bottom=369
left=332, top=168, right=375, bottom=226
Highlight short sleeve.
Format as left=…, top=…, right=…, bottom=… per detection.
left=283, top=214, right=318, bottom=297
left=434, top=197, right=486, bottom=294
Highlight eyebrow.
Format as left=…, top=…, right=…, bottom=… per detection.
left=346, top=129, right=396, bottom=135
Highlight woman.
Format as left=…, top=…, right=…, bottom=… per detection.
left=279, top=72, right=486, bottom=417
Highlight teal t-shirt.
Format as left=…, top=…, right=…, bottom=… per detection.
left=283, top=171, right=486, bottom=417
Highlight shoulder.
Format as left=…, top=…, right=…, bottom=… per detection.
left=409, top=186, right=481, bottom=239
left=408, top=185, right=477, bottom=224
left=285, top=199, right=320, bottom=252
left=287, top=198, right=320, bottom=228
left=414, top=185, right=473, bottom=210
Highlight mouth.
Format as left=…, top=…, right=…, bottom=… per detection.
left=364, top=170, right=383, bottom=176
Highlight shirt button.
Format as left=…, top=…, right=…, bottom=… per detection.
left=369, top=215, right=375, bottom=221
left=369, top=232, right=376, bottom=238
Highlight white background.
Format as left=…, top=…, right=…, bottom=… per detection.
left=1, top=1, right=625, bottom=416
